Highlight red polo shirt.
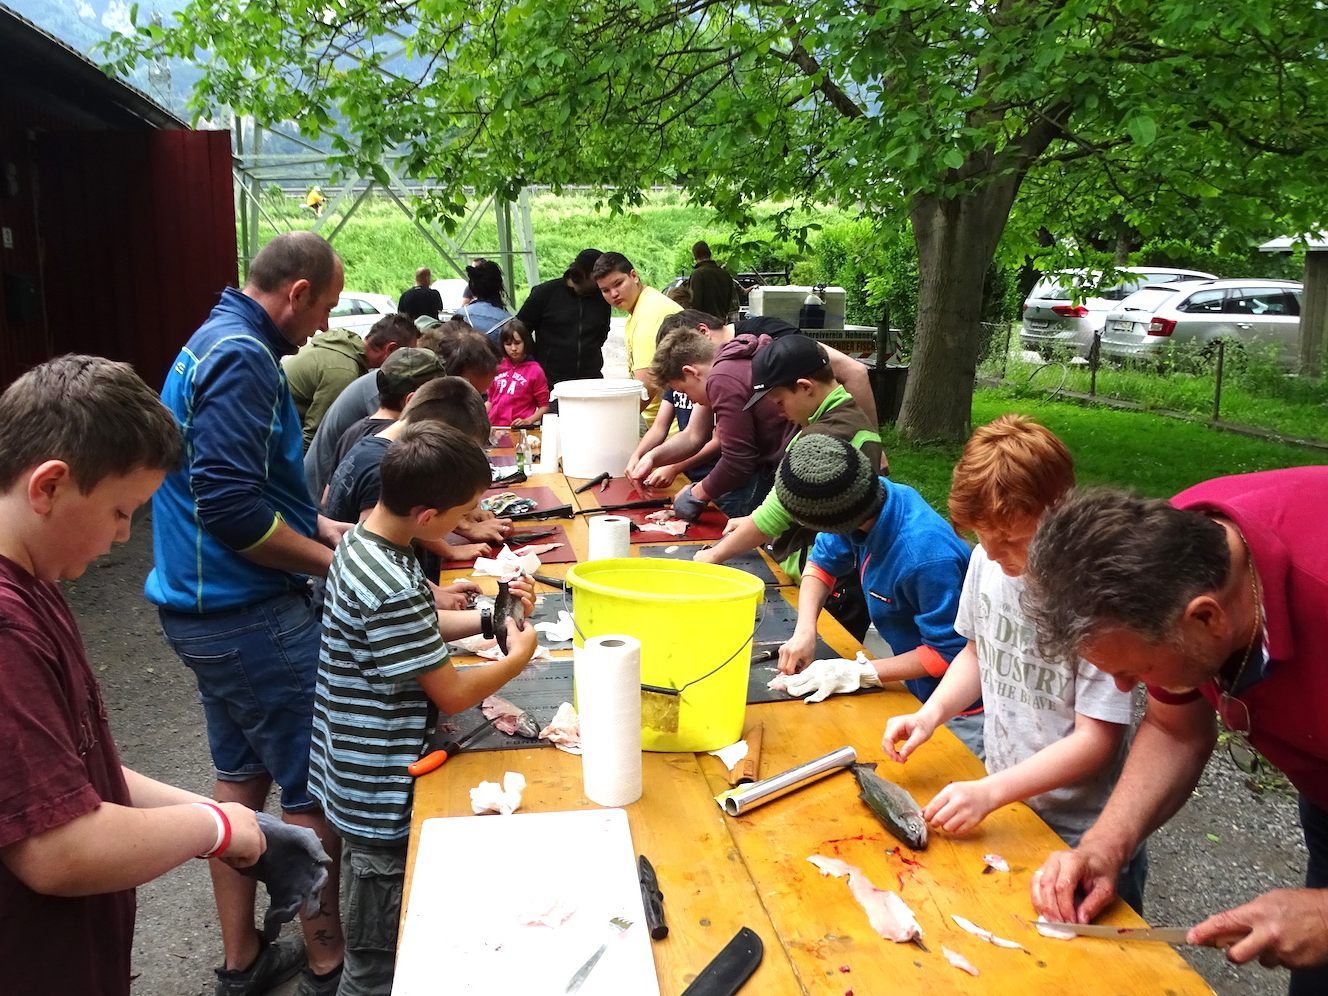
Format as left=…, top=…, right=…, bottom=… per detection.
left=1148, top=467, right=1328, bottom=807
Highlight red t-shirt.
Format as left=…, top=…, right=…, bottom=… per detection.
left=1148, top=467, right=1328, bottom=808
left=0, top=555, right=136, bottom=995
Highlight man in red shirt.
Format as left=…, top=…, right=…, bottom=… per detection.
left=1021, top=468, right=1328, bottom=992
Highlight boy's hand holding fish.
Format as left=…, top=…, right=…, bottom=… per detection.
left=923, top=779, right=1000, bottom=835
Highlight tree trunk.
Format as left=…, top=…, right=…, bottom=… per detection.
left=899, top=179, right=1020, bottom=442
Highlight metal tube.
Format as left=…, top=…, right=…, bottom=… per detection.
left=715, top=746, right=856, bottom=816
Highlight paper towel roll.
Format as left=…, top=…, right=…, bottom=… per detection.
left=536, top=414, right=559, bottom=473
left=575, top=635, right=642, bottom=806
left=587, top=515, right=631, bottom=561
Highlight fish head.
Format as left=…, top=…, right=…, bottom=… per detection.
left=901, top=814, right=928, bottom=850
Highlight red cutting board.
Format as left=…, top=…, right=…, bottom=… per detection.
left=627, top=506, right=728, bottom=543
left=482, top=486, right=565, bottom=513
left=588, top=476, right=659, bottom=506
left=438, top=524, right=576, bottom=569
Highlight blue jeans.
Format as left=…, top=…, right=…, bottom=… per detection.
left=159, top=590, right=320, bottom=812
left=714, top=472, right=775, bottom=519
left=1290, top=795, right=1328, bottom=995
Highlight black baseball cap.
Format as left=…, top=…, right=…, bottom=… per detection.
left=744, top=335, right=830, bottom=410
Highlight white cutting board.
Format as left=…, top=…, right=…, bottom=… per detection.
left=393, top=809, right=661, bottom=995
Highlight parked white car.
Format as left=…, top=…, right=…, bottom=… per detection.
left=432, top=278, right=470, bottom=317
left=329, top=292, right=398, bottom=337
left=1020, top=266, right=1217, bottom=357
left=1100, top=279, right=1304, bottom=366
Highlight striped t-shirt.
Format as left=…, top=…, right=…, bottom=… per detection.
left=309, top=523, right=449, bottom=844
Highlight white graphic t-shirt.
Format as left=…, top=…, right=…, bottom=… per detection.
left=955, top=545, right=1133, bottom=842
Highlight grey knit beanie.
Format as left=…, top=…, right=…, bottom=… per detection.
left=776, top=435, right=884, bottom=534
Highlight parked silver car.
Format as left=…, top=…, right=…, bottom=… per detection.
left=1020, top=266, right=1217, bottom=356
left=329, top=292, right=398, bottom=337
left=1099, top=279, right=1303, bottom=365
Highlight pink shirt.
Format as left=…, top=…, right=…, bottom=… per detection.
left=487, top=357, right=550, bottom=425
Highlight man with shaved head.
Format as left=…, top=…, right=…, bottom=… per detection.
left=398, top=266, right=442, bottom=321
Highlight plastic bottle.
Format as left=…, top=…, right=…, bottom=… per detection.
left=516, top=429, right=529, bottom=474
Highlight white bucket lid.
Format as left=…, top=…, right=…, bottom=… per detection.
left=551, top=378, right=647, bottom=401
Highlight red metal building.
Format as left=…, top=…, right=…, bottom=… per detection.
left=0, top=7, right=236, bottom=391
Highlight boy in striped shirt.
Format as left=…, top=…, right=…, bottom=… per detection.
left=309, top=422, right=537, bottom=995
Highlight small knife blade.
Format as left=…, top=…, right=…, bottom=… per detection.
left=1037, top=921, right=1194, bottom=944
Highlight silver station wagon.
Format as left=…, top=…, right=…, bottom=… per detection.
left=1020, top=266, right=1216, bottom=357
left=1099, top=278, right=1304, bottom=366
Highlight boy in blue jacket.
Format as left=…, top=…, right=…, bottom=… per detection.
left=776, top=435, right=983, bottom=755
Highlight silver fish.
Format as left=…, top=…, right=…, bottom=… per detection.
left=852, top=763, right=928, bottom=850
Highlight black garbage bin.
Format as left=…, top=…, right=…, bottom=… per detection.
left=870, top=364, right=909, bottom=423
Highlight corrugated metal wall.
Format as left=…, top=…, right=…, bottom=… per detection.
left=32, top=128, right=238, bottom=391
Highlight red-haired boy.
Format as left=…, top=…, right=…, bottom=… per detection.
left=883, top=414, right=1146, bottom=911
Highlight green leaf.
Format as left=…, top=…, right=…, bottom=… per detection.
left=942, top=148, right=964, bottom=170
left=1126, top=115, right=1157, bottom=147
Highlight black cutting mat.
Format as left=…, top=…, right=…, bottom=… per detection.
left=637, top=543, right=779, bottom=585
left=441, top=660, right=573, bottom=752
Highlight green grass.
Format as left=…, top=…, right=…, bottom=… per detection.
left=881, top=388, right=1325, bottom=515
left=255, top=190, right=856, bottom=301
left=981, top=340, right=1328, bottom=444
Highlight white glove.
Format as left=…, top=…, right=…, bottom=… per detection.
left=778, top=653, right=880, bottom=704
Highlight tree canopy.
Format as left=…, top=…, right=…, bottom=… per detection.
left=108, top=0, right=1328, bottom=439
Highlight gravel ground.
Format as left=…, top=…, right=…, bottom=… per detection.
left=63, top=323, right=1304, bottom=995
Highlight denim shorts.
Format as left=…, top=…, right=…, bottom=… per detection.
left=159, top=590, right=320, bottom=812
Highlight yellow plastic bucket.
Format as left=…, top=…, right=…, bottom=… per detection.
left=564, top=558, right=762, bottom=752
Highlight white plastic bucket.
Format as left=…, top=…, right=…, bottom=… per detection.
left=550, top=378, right=645, bottom=478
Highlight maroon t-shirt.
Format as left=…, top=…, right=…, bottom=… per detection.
left=0, top=555, right=136, bottom=995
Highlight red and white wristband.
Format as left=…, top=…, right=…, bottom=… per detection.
left=192, top=801, right=233, bottom=859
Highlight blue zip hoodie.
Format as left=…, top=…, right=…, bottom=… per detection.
left=146, top=288, right=318, bottom=613
left=806, top=478, right=972, bottom=704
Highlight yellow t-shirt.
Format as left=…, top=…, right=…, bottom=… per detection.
left=624, top=286, right=683, bottom=424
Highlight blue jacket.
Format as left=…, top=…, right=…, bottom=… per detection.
left=146, top=288, right=319, bottom=613
left=807, top=478, right=971, bottom=703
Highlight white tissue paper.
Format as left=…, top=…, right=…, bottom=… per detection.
left=708, top=740, right=749, bottom=769
left=473, top=545, right=540, bottom=578
left=534, top=610, right=575, bottom=643
left=538, top=702, right=582, bottom=754
left=470, top=771, right=527, bottom=815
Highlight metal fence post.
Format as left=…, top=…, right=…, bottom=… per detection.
left=1212, top=339, right=1225, bottom=422
left=1089, top=331, right=1101, bottom=397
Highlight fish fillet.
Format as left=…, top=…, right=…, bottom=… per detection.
left=1034, top=915, right=1077, bottom=940
left=942, top=946, right=979, bottom=976
left=808, top=855, right=922, bottom=944
left=951, top=914, right=1026, bottom=951
left=982, top=853, right=1009, bottom=873
left=482, top=695, right=534, bottom=736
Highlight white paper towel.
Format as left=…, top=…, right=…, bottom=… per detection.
left=587, top=514, right=631, bottom=561
left=574, top=635, right=642, bottom=806
left=536, top=414, right=559, bottom=473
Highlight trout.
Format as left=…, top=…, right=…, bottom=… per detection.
left=852, top=763, right=928, bottom=850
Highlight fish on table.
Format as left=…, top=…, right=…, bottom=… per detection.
left=852, top=763, right=928, bottom=850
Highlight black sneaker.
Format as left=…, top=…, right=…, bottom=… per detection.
left=214, top=936, right=305, bottom=996
left=296, top=961, right=344, bottom=996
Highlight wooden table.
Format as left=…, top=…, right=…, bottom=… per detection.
left=406, top=465, right=1213, bottom=994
